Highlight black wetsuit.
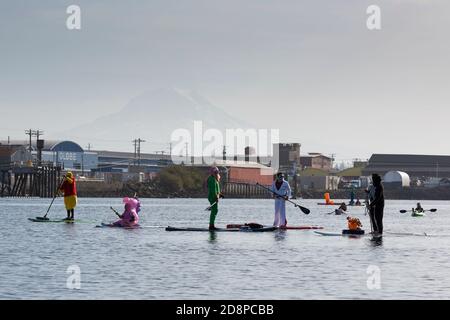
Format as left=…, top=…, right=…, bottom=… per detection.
left=369, top=182, right=384, bottom=234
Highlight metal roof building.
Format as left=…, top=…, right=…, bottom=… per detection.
left=362, top=154, right=450, bottom=178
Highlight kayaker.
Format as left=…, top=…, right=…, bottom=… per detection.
left=270, top=172, right=291, bottom=227
left=368, top=173, right=384, bottom=236
left=112, top=198, right=139, bottom=227
left=207, top=167, right=222, bottom=230
left=59, top=172, right=77, bottom=220
left=415, top=203, right=424, bottom=213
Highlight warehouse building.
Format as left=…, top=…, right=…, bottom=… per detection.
left=362, top=154, right=450, bottom=178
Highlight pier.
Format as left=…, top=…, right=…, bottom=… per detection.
left=0, top=163, right=61, bottom=198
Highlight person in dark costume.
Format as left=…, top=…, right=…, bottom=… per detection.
left=368, top=174, right=384, bottom=236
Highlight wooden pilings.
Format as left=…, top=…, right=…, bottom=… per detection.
left=223, top=182, right=271, bottom=198
left=0, top=165, right=61, bottom=198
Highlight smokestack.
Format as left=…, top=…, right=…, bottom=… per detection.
left=37, top=139, right=44, bottom=165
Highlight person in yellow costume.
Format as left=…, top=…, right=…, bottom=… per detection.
left=59, top=172, right=78, bottom=220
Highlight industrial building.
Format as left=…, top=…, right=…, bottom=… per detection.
left=300, top=153, right=333, bottom=172
left=273, top=143, right=301, bottom=175
left=362, top=154, right=450, bottom=178
left=94, top=150, right=172, bottom=173
left=0, top=140, right=98, bottom=171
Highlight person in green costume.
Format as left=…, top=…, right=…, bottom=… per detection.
left=207, top=166, right=223, bottom=230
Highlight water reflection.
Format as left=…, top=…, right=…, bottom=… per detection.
left=208, top=231, right=217, bottom=243
left=368, top=236, right=383, bottom=247
left=274, top=230, right=287, bottom=241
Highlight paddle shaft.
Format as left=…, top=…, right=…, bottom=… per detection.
left=205, top=201, right=217, bottom=211
left=400, top=209, right=437, bottom=213
left=110, top=207, right=122, bottom=218
left=43, top=178, right=66, bottom=218
left=256, top=183, right=310, bottom=214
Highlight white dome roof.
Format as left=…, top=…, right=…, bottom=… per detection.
left=383, top=171, right=410, bottom=186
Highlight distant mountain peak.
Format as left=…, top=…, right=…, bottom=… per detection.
left=58, top=88, right=252, bottom=152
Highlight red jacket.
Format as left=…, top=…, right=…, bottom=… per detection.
left=60, top=178, right=77, bottom=196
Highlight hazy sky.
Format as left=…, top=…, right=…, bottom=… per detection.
left=1, top=0, right=449, bottom=162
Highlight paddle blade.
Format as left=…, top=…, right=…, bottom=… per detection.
left=399, top=210, right=407, bottom=213
left=430, top=209, right=437, bottom=212
left=36, top=216, right=49, bottom=221
left=299, top=206, right=310, bottom=214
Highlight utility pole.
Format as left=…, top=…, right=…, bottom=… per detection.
left=132, top=138, right=146, bottom=166
left=25, top=129, right=44, bottom=152
left=185, top=142, right=189, bottom=165
left=25, top=129, right=33, bottom=151
left=35, top=130, right=44, bottom=141
left=86, top=143, right=92, bottom=151
left=133, top=140, right=137, bottom=165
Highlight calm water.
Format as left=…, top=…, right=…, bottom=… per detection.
left=1, top=197, right=450, bottom=299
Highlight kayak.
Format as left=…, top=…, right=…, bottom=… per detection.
left=96, top=223, right=141, bottom=229
left=166, top=226, right=277, bottom=232
left=412, top=212, right=425, bottom=217
left=226, top=223, right=323, bottom=230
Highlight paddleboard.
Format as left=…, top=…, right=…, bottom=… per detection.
left=314, top=230, right=374, bottom=238
left=96, top=223, right=141, bottom=229
left=317, top=203, right=364, bottom=206
left=166, top=226, right=277, bottom=232
left=29, top=218, right=77, bottom=223
left=226, top=223, right=323, bottom=230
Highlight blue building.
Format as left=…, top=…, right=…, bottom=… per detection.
left=0, top=140, right=98, bottom=171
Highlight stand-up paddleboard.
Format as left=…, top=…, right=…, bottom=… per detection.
left=226, top=223, right=323, bottom=230
left=317, top=203, right=364, bottom=206
left=28, top=217, right=86, bottom=223
left=96, top=223, right=141, bottom=229
left=166, top=226, right=277, bottom=232
left=314, top=229, right=371, bottom=238
left=280, top=225, right=324, bottom=230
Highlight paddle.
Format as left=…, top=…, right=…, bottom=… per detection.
left=35, top=178, right=65, bottom=221
left=205, top=193, right=224, bottom=211
left=399, top=209, right=437, bottom=214
left=205, top=202, right=217, bottom=211
left=256, top=183, right=310, bottom=214
left=110, top=206, right=122, bottom=218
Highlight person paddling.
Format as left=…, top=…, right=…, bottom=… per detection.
left=415, top=202, right=424, bottom=213
left=270, top=172, right=291, bottom=227
left=112, top=197, right=140, bottom=227
left=335, top=202, right=347, bottom=215
left=367, top=173, right=384, bottom=236
left=207, top=167, right=222, bottom=230
left=59, top=172, right=77, bottom=220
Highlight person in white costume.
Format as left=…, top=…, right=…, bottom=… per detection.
left=270, top=172, right=292, bottom=227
